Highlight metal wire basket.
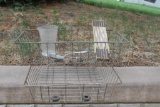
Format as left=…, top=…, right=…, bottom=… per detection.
left=14, top=25, right=128, bottom=103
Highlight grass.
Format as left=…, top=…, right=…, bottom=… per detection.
left=82, top=0, right=160, bottom=17
left=0, top=1, right=160, bottom=66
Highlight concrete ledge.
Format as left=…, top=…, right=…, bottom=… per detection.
left=0, top=66, right=160, bottom=103
left=115, top=67, right=160, bottom=85
left=0, top=66, right=29, bottom=87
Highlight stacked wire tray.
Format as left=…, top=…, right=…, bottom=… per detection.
left=14, top=25, right=128, bottom=103
left=25, top=66, right=121, bottom=103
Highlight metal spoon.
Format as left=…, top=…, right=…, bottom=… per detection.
left=49, top=48, right=89, bottom=60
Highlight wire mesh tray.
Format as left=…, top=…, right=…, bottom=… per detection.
left=25, top=66, right=121, bottom=103
left=14, top=29, right=129, bottom=66
left=25, top=66, right=121, bottom=86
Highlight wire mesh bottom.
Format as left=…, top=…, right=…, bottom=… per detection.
left=30, top=84, right=114, bottom=103
left=25, top=66, right=121, bottom=103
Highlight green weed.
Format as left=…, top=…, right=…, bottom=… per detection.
left=36, top=7, right=45, bottom=14
left=11, top=2, right=27, bottom=11
left=88, top=13, right=95, bottom=20
left=22, top=20, right=31, bottom=28
left=121, top=14, right=128, bottom=23
left=51, top=21, right=69, bottom=41
left=52, top=8, right=58, bottom=16
left=52, top=8, right=59, bottom=22
left=111, top=11, right=118, bottom=19
left=82, top=0, right=160, bottom=17
left=77, top=14, right=85, bottom=25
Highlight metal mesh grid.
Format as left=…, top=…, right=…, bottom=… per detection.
left=14, top=29, right=129, bottom=66
left=14, top=25, right=128, bottom=103
left=25, top=66, right=121, bottom=86
left=27, top=66, right=121, bottom=103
